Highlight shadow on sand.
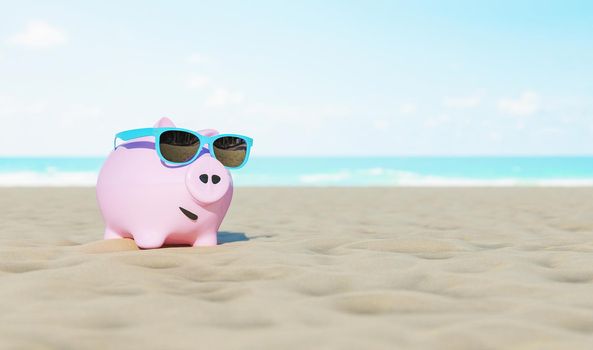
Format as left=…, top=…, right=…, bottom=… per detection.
left=158, top=232, right=249, bottom=248
left=218, top=231, right=250, bottom=245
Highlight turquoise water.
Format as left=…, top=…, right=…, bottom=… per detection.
left=1, top=156, right=593, bottom=186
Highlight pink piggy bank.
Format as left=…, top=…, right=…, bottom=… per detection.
left=96, top=117, right=250, bottom=249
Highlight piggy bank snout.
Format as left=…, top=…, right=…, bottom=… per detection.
left=198, top=173, right=223, bottom=185
left=185, top=155, right=231, bottom=204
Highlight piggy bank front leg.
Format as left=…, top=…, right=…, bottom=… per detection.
left=193, top=231, right=218, bottom=247
left=104, top=227, right=127, bottom=240
left=133, top=233, right=168, bottom=249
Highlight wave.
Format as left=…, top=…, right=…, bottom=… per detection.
left=0, top=171, right=98, bottom=186
left=296, top=167, right=593, bottom=187
left=2, top=167, right=593, bottom=187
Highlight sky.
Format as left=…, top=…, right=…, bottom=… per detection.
left=0, top=0, right=592, bottom=157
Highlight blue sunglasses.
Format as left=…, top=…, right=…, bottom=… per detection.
left=114, top=127, right=253, bottom=169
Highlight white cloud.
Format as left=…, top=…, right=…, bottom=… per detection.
left=535, top=127, right=562, bottom=138
left=0, top=95, right=113, bottom=156
left=488, top=131, right=501, bottom=141
left=59, top=104, right=103, bottom=128
left=239, top=103, right=352, bottom=130
left=187, top=75, right=209, bottom=89
left=443, top=95, right=481, bottom=109
left=398, top=103, right=417, bottom=115
left=7, top=21, right=67, bottom=48
left=205, top=88, right=244, bottom=106
left=186, top=52, right=209, bottom=64
left=423, top=114, right=450, bottom=128
left=372, top=119, right=390, bottom=130
left=0, top=95, right=47, bottom=115
left=498, top=91, right=540, bottom=116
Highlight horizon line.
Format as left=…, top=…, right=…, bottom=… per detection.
left=2, top=154, right=593, bottom=159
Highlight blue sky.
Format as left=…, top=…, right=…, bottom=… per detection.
left=1, top=0, right=592, bottom=156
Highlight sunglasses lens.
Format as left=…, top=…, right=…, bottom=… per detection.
left=159, top=130, right=200, bottom=163
left=212, top=136, right=248, bottom=168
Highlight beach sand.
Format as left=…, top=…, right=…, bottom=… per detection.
left=1, top=187, right=593, bottom=349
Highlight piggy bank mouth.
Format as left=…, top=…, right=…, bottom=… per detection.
left=179, top=207, right=198, bottom=221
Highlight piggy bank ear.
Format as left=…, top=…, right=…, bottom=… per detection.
left=154, top=117, right=176, bottom=128
left=198, top=129, right=219, bottom=137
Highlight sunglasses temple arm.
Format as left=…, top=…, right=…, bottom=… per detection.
left=113, top=128, right=157, bottom=149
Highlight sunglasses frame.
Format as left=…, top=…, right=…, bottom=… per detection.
left=114, top=127, right=253, bottom=169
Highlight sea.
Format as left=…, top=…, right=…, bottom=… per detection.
left=1, top=156, right=593, bottom=187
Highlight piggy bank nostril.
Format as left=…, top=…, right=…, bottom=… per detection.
left=199, top=174, right=209, bottom=184
left=212, top=175, right=221, bottom=184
